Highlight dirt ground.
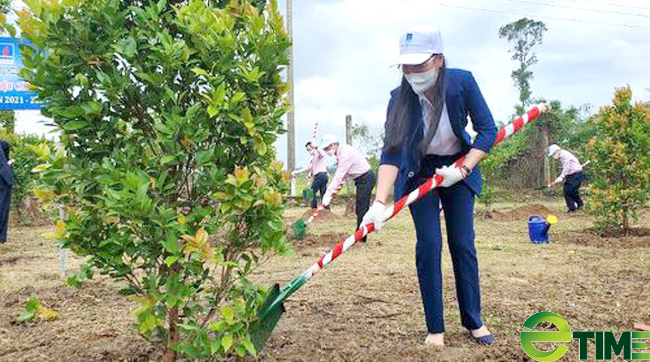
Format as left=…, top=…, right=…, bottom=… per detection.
left=1, top=200, right=649, bottom=361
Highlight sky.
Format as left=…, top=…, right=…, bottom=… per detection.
left=12, top=0, right=650, bottom=169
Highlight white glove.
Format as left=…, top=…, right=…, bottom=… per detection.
left=7, top=159, right=14, bottom=166
left=554, top=176, right=564, bottom=184
left=360, top=201, right=387, bottom=231
left=435, top=165, right=465, bottom=188
left=321, top=194, right=332, bottom=208
left=291, top=170, right=299, bottom=176
left=536, top=102, right=551, bottom=114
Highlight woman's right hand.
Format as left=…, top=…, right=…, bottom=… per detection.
left=361, top=201, right=387, bottom=231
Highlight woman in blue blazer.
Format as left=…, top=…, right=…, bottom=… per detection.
left=0, top=140, right=14, bottom=244
left=361, top=25, right=497, bottom=347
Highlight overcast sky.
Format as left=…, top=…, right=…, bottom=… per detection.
left=14, top=0, right=650, bottom=168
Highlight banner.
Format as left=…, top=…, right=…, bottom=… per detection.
left=0, top=37, right=40, bottom=110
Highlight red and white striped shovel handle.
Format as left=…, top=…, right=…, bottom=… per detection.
left=301, top=103, right=550, bottom=278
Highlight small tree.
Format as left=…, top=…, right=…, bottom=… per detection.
left=586, top=86, right=650, bottom=235
left=19, top=0, right=291, bottom=360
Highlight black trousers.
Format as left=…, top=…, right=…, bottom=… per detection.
left=0, top=185, right=10, bottom=243
left=354, top=170, right=376, bottom=242
left=563, top=171, right=584, bottom=212
left=311, top=172, right=328, bottom=209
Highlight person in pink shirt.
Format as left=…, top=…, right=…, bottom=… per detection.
left=292, top=141, right=329, bottom=209
left=320, top=134, right=375, bottom=242
left=547, top=144, right=584, bottom=212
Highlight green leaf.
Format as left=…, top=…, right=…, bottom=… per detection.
left=162, top=236, right=180, bottom=254
left=221, top=333, right=233, bottom=352
left=220, top=305, right=234, bottom=324
left=62, top=120, right=88, bottom=131
left=165, top=256, right=180, bottom=266
left=254, top=141, right=267, bottom=156
left=234, top=344, right=246, bottom=357
left=160, top=155, right=176, bottom=165
left=242, top=337, right=258, bottom=357
left=81, top=101, right=102, bottom=116
left=18, top=309, right=36, bottom=323
left=191, top=67, right=208, bottom=77
left=196, top=148, right=214, bottom=165
left=210, top=338, right=222, bottom=355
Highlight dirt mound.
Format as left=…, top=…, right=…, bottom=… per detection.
left=299, top=208, right=341, bottom=222
left=291, top=232, right=350, bottom=255
left=559, top=228, right=650, bottom=247
left=479, top=203, right=553, bottom=222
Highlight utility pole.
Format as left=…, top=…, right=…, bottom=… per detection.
left=345, top=114, right=353, bottom=146
left=286, top=0, right=295, bottom=172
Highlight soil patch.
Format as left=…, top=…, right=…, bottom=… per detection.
left=478, top=203, right=553, bottom=222
left=291, top=232, right=349, bottom=255
left=299, top=208, right=341, bottom=222
left=0, top=281, right=162, bottom=361
left=559, top=228, right=650, bottom=247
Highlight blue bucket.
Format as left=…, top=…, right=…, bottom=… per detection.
left=528, top=215, right=550, bottom=244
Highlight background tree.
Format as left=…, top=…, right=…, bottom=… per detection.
left=499, top=18, right=547, bottom=111
left=352, top=121, right=382, bottom=172
left=586, top=86, right=649, bottom=235
left=19, top=0, right=291, bottom=360
left=496, top=18, right=551, bottom=187
left=0, top=131, right=53, bottom=224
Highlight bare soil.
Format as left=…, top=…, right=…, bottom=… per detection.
left=1, top=202, right=649, bottom=361
left=476, top=203, right=553, bottom=222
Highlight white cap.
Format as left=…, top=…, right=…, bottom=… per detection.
left=548, top=144, right=560, bottom=157
left=320, top=134, right=339, bottom=149
left=395, top=25, right=444, bottom=66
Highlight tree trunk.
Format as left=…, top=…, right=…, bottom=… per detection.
left=622, top=208, right=629, bottom=236
left=165, top=305, right=179, bottom=362
left=541, top=126, right=550, bottom=187
left=345, top=195, right=355, bottom=216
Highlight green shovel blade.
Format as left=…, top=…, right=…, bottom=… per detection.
left=251, top=283, right=285, bottom=352
left=290, top=218, right=308, bottom=240
left=302, top=188, right=314, bottom=202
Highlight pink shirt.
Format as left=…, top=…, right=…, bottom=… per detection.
left=555, top=149, right=582, bottom=182
left=323, top=144, right=371, bottom=203
left=310, top=148, right=328, bottom=175
left=296, top=148, right=327, bottom=176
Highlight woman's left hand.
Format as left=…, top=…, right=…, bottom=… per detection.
left=435, top=165, right=465, bottom=188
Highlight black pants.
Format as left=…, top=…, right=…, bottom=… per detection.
left=354, top=170, right=376, bottom=242
left=0, top=185, right=10, bottom=243
left=563, top=171, right=584, bottom=212
left=311, top=172, right=328, bottom=209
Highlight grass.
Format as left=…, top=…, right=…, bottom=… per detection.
left=0, top=200, right=648, bottom=361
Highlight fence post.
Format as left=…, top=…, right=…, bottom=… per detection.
left=58, top=204, right=66, bottom=280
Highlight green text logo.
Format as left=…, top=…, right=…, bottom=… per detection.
left=520, top=312, right=650, bottom=361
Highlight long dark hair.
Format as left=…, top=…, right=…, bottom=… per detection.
left=382, top=56, right=447, bottom=156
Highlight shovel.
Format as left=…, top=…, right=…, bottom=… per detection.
left=251, top=103, right=551, bottom=350
left=290, top=182, right=345, bottom=240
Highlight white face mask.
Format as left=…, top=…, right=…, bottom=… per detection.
left=404, top=66, right=439, bottom=94
left=552, top=151, right=561, bottom=160
left=326, top=149, right=335, bottom=156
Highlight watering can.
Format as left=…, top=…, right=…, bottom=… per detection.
left=527, top=214, right=558, bottom=244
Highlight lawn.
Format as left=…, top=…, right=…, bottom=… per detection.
left=0, top=199, right=648, bottom=361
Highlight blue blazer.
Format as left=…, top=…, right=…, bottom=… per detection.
left=0, top=144, right=13, bottom=187
left=380, top=68, right=497, bottom=199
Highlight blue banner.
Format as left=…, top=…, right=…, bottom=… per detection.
left=0, top=37, right=40, bottom=110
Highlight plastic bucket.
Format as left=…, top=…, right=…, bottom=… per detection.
left=528, top=215, right=550, bottom=244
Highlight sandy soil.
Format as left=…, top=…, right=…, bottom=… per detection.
left=1, top=202, right=648, bottom=361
